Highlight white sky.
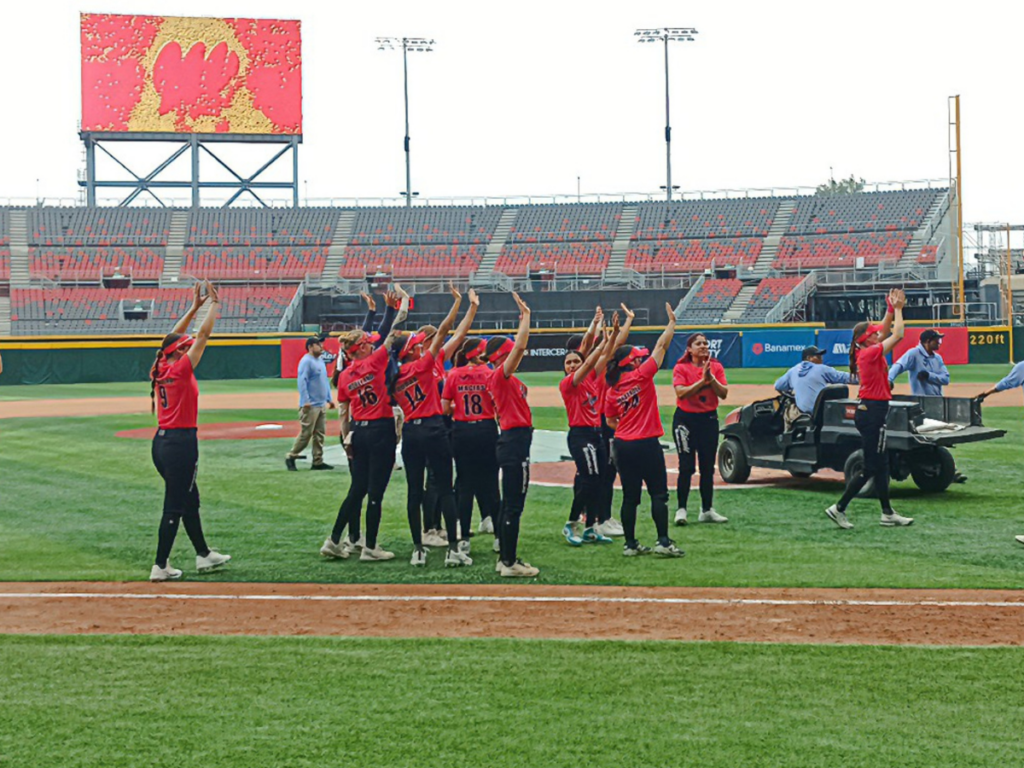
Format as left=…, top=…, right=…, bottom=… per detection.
left=0, top=0, right=1021, bottom=224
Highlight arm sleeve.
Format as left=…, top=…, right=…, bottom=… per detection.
left=639, top=357, right=659, bottom=380
left=374, top=306, right=397, bottom=344
left=888, top=349, right=912, bottom=383
left=441, top=372, right=456, bottom=401
left=823, top=366, right=853, bottom=384
left=930, top=360, right=950, bottom=386
left=361, top=309, right=376, bottom=333
left=714, top=363, right=728, bottom=385
left=297, top=358, right=312, bottom=403
left=994, top=362, right=1024, bottom=392
left=774, top=370, right=792, bottom=392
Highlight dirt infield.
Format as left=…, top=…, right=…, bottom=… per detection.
left=1, top=382, right=1017, bottom=420
left=1, top=581, right=1022, bottom=646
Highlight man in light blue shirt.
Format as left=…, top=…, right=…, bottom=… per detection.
left=286, top=336, right=335, bottom=471
left=888, top=329, right=950, bottom=396
left=978, top=361, right=1024, bottom=546
left=775, top=346, right=855, bottom=428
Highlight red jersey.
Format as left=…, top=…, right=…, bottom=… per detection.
left=560, top=370, right=601, bottom=428
left=336, top=346, right=392, bottom=420
left=155, top=354, right=199, bottom=429
left=857, top=344, right=892, bottom=401
left=490, top=365, right=533, bottom=430
left=672, top=359, right=727, bottom=413
left=442, top=364, right=496, bottom=422
left=604, top=357, right=662, bottom=441
left=395, top=351, right=442, bottom=420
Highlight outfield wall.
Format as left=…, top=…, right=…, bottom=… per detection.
left=0, top=327, right=1014, bottom=385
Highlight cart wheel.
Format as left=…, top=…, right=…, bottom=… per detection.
left=718, top=438, right=751, bottom=484
left=843, top=449, right=876, bottom=497
left=910, top=447, right=956, bottom=493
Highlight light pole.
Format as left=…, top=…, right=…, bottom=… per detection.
left=376, top=36, right=435, bottom=208
left=635, top=27, right=698, bottom=201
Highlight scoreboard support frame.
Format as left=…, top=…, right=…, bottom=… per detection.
left=79, top=131, right=301, bottom=209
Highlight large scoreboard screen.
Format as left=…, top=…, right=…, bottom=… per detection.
left=81, top=13, right=302, bottom=136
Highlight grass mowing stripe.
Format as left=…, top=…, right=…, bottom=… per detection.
left=0, top=635, right=1021, bottom=768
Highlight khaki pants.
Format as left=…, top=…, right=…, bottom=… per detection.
left=783, top=401, right=806, bottom=431
left=288, top=405, right=327, bottom=464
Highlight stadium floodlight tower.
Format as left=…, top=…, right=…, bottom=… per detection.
left=376, top=36, right=435, bottom=208
left=635, top=27, right=698, bottom=201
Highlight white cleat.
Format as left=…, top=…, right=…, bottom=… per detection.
left=360, top=545, right=395, bottom=562
left=149, top=563, right=182, bottom=582
left=341, top=536, right=365, bottom=557
left=826, top=505, right=854, bottom=529
left=654, top=540, right=686, bottom=558
left=410, top=548, right=427, bottom=567
left=674, top=508, right=688, bottom=526
left=602, top=518, right=625, bottom=536
left=493, top=537, right=501, bottom=553
left=422, top=531, right=447, bottom=548
left=478, top=516, right=495, bottom=535
left=320, top=538, right=349, bottom=559
left=495, top=557, right=504, bottom=573
left=880, top=511, right=914, bottom=527
left=500, top=559, right=540, bottom=578
left=196, top=550, right=231, bottom=572
left=698, top=509, right=728, bottom=524
left=458, top=540, right=471, bottom=556
left=445, top=549, right=473, bottom=567
left=1015, top=535, right=1024, bottom=546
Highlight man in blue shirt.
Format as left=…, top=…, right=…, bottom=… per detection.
left=775, top=346, right=855, bottom=429
left=286, top=336, right=335, bottom=471
left=978, top=362, right=1024, bottom=545
left=888, top=329, right=950, bottom=395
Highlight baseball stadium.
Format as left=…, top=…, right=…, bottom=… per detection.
left=1, top=7, right=1023, bottom=768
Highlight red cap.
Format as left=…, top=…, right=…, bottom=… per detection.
left=399, top=331, right=427, bottom=360
left=857, top=324, right=884, bottom=344
left=163, top=334, right=194, bottom=356
left=345, top=331, right=380, bottom=352
left=618, top=346, right=650, bottom=368
left=465, top=339, right=485, bottom=360
left=487, top=337, right=515, bottom=363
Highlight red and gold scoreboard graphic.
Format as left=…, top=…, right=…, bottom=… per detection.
left=81, top=14, right=302, bottom=135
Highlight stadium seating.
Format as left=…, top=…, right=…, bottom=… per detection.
left=495, top=243, right=611, bottom=276
left=340, top=245, right=486, bottom=278
left=633, top=199, right=779, bottom=240
left=10, top=285, right=298, bottom=335
left=736, top=277, right=804, bottom=323
left=917, top=245, right=938, bottom=265
left=27, top=208, right=173, bottom=245
left=787, top=189, right=940, bottom=236
left=683, top=279, right=743, bottom=325
left=348, top=207, right=502, bottom=246
left=182, top=246, right=325, bottom=280
left=507, top=204, right=621, bottom=243
left=29, top=247, right=165, bottom=281
left=625, top=238, right=761, bottom=272
left=774, top=233, right=911, bottom=270
left=188, top=208, right=338, bottom=246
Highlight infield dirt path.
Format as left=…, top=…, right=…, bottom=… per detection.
left=1, top=582, right=1022, bottom=646
left=0, top=382, right=1017, bottom=419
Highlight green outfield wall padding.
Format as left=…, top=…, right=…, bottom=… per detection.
left=0, top=344, right=280, bottom=386
left=968, top=328, right=1011, bottom=365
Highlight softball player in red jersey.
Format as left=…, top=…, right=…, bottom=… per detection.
left=485, top=292, right=538, bottom=578
left=442, top=337, right=502, bottom=550
left=321, top=322, right=404, bottom=563
left=671, top=333, right=729, bottom=525
left=826, top=289, right=914, bottom=530
left=603, top=303, right=683, bottom=558
left=148, top=281, right=231, bottom=582
left=391, top=289, right=472, bottom=567
left=560, top=326, right=615, bottom=546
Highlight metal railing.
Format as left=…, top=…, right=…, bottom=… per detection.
left=930, top=302, right=999, bottom=326
left=278, top=281, right=306, bottom=333
left=675, top=275, right=706, bottom=317
left=765, top=271, right=819, bottom=324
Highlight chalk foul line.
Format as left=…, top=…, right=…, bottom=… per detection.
left=1, top=593, right=1023, bottom=609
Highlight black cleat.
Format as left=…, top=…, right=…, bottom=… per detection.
left=311, top=462, right=334, bottom=471
left=285, top=457, right=297, bottom=471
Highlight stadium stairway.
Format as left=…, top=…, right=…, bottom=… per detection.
left=603, top=204, right=638, bottom=281
left=161, top=210, right=190, bottom=283
left=0, top=295, right=10, bottom=336
left=321, top=210, right=357, bottom=286
left=471, top=208, right=518, bottom=286
left=721, top=284, right=758, bottom=323
left=751, top=199, right=796, bottom=276
left=897, top=194, right=947, bottom=269
left=8, top=210, right=30, bottom=288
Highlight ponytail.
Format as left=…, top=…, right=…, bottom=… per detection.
left=849, top=321, right=869, bottom=377
left=454, top=337, right=480, bottom=368
left=150, top=333, right=183, bottom=414
left=605, top=345, right=632, bottom=388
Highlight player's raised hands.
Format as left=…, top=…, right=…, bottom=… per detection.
left=621, top=303, right=635, bottom=320
left=468, top=288, right=480, bottom=306
left=360, top=292, right=376, bottom=312
left=512, top=292, right=530, bottom=315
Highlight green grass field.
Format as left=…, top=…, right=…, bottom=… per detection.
left=2, top=373, right=1023, bottom=768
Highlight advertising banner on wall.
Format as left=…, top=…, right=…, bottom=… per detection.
left=666, top=332, right=742, bottom=369
left=816, top=329, right=854, bottom=367
left=742, top=330, right=817, bottom=368
left=893, top=327, right=969, bottom=366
